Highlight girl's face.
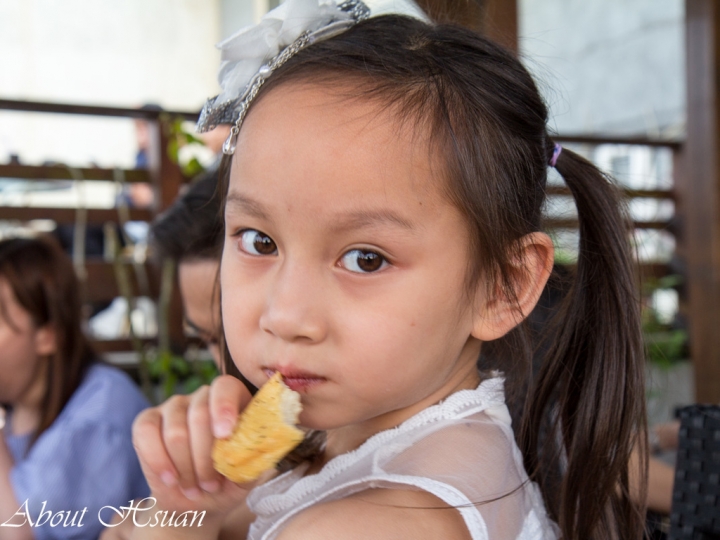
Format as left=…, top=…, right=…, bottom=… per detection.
left=0, top=279, right=53, bottom=406
left=221, top=83, right=486, bottom=436
left=178, top=259, right=221, bottom=367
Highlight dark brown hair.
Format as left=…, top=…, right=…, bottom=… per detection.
left=0, top=236, right=96, bottom=449
left=150, top=169, right=224, bottom=263
left=219, top=15, right=646, bottom=539
left=149, top=170, right=247, bottom=382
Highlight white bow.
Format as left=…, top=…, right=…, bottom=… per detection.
left=214, top=0, right=352, bottom=105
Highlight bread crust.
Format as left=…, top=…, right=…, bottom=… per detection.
left=213, top=372, right=304, bottom=483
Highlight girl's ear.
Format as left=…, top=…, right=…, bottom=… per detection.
left=34, top=324, right=58, bottom=356
left=471, top=232, right=554, bottom=341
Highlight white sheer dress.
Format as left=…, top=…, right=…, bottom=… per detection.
left=246, top=376, right=561, bottom=539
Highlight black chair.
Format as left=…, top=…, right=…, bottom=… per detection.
left=668, top=405, right=720, bottom=540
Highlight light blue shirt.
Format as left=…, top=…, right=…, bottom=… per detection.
left=4, top=363, right=150, bottom=540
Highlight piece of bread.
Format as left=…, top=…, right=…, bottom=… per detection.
left=212, top=372, right=304, bottom=483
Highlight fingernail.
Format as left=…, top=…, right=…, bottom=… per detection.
left=214, top=419, right=233, bottom=439
left=200, top=481, right=220, bottom=493
left=182, top=487, right=202, bottom=501
left=161, top=472, right=177, bottom=487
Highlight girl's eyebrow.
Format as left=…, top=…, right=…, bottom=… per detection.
left=225, top=192, right=269, bottom=220
left=328, top=209, right=416, bottom=233
left=226, top=191, right=416, bottom=232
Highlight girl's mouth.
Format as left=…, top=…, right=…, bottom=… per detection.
left=263, top=367, right=326, bottom=393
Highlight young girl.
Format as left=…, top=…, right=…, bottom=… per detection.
left=131, top=2, right=647, bottom=539
left=0, top=236, right=150, bottom=540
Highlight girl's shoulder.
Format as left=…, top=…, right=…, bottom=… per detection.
left=275, top=488, right=473, bottom=540
left=57, top=362, right=150, bottom=430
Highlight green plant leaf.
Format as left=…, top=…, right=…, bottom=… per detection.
left=167, top=138, right=179, bottom=163
left=183, top=133, right=205, bottom=145
left=182, top=157, right=205, bottom=177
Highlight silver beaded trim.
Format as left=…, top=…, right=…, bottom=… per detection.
left=197, top=0, right=370, bottom=156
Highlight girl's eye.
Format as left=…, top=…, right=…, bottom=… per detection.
left=239, top=229, right=277, bottom=256
left=340, top=249, right=388, bottom=273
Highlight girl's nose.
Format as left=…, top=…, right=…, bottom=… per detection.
left=258, top=261, right=328, bottom=343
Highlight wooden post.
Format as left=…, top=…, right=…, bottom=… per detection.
left=683, top=0, right=720, bottom=402
left=671, top=144, right=690, bottom=351
left=146, top=119, right=185, bottom=214
left=479, top=0, right=518, bottom=53
left=414, top=0, right=484, bottom=31
left=147, top=118, right=187, bottom=353
left=414, top=0, right=517, bottom=52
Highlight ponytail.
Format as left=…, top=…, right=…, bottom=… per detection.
left=520, top=143, right=647, bottom=538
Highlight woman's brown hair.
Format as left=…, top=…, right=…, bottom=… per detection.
left=218, top=15, right=647, bottom=539
left=0, top=236, right=96, bottom=449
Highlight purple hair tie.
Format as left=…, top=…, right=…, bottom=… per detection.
left=549, top=143, right=562, bottom=167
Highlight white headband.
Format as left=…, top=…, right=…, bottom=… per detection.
left=197, top=0, right=371, bottom=155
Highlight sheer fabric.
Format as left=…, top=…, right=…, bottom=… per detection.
left=247, top=376, right=560, bottom=539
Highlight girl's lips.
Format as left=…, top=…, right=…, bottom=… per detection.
left=281, top=376, right=325, bottom=393
left=263, top=367, right=326, bottom=393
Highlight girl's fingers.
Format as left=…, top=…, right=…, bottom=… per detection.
left=132, top=408, right=179, bottom=490
left=132, top=378, right=254, bottom=504
left=187, top=385, right=224, bottom=492
left=209, top=375, right=253, bottom=439
left=161, top=395, right=200, bottom=499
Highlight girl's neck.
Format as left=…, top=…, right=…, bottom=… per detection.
left=10, top=405, right=41, bottom=436
left=11, top=361, right=47, bottom=436
left=318, top=367, right=482, bottom=467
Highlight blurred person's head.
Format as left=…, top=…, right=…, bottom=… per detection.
left=0, top=236, right=95, bottom=446
left=150, top=172, right=223, bottom=365
left=133, top=103, right=164, bottom=152
left=131, top=104, right=164, bottom=208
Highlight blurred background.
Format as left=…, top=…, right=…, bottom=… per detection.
left=0, top=0, right=706, bottom=424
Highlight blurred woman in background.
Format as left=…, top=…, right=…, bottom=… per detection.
left=0, top=236, right=149, bottom=540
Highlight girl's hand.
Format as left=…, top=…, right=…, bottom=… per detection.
left=132, top=375, right=254, bottom=521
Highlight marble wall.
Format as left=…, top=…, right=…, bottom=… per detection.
left=520, top=0, right=685, bottom=137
